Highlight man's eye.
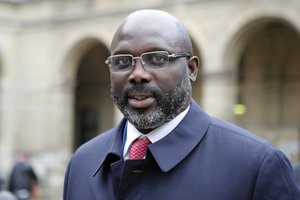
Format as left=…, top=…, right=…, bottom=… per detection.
left=115, top=57, right=131, bottom=66
left=148, top=54, right=167, bottom=65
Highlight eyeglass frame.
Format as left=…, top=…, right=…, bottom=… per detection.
left=104, top=50, right=191, bottom=72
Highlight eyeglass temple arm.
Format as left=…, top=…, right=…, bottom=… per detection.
left=169, top=53, right=191, bottom=58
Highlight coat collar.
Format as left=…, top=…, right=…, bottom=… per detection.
left=93, top=99, right=211, bottom=175
left=92, top=119, right=126, bottom=176
left=148, top=99, right=211, bottom=172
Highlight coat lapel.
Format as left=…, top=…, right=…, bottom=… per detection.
left=148, top=100, right=211, bottom=172
left=92, top=119, right=126, bottom=176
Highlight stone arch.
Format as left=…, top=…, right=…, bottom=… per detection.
left=63, top=38, right=113, bottom=150
left=224, top=17, right=300, bottom=71
left=225, top=17, right=300, bottom=160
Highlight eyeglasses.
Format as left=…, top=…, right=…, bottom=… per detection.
left=105, top=51, right=191, bottom=72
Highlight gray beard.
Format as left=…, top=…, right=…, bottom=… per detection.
left=111, top=76, right=191, bottom=131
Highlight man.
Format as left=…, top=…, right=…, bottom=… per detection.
left=63, top=9, right=300, bottom=200
left=8, top=154, right=38, bottom=200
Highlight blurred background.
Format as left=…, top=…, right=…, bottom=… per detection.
left=0, top=0, right=299, bottom=199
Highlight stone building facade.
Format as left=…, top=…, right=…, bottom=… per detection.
left=0, top=0, right=299, bottom=199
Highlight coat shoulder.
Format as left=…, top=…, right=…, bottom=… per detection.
left=209, top=117, right=272, bottom=148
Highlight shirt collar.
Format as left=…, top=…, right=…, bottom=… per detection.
left=123, top=106, right=190, bottom=158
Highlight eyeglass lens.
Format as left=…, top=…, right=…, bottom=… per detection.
left=141, top=51, right=169, bottom=68
left=108, top=51, right=169, bottom=72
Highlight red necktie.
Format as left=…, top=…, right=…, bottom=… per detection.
left=129, top=137, right=151, bottom=159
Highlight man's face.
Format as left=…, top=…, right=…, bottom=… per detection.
left=109, top=18, right=192, bottom=133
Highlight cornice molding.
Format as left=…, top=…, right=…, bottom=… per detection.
left=0, top=0, right=199, bottom=29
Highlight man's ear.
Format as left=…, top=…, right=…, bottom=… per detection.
left=188, top=56, right=199, bottom=82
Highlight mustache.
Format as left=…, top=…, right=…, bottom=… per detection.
left=124, top=84, right=161, bottom=98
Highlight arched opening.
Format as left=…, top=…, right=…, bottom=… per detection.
left=233, top=19, right=300, bottom=161
left=73, top=41, right=112, bottom=150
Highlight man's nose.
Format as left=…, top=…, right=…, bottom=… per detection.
left=128, top=58, right=152, bottom=84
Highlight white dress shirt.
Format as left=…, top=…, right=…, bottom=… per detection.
left=123, top=106, right=190, bottom=159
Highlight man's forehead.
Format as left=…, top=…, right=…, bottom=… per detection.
left=111, top=10, right=181, bottom=53
left=111, top=38, right=177, bottom=55
left=110, top=28, right=180, bottom=55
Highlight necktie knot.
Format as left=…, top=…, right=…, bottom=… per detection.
left=129, top=137, right=151, bottom=159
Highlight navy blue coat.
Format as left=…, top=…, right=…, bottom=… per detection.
left=64, top=100, right=300, bottom=200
